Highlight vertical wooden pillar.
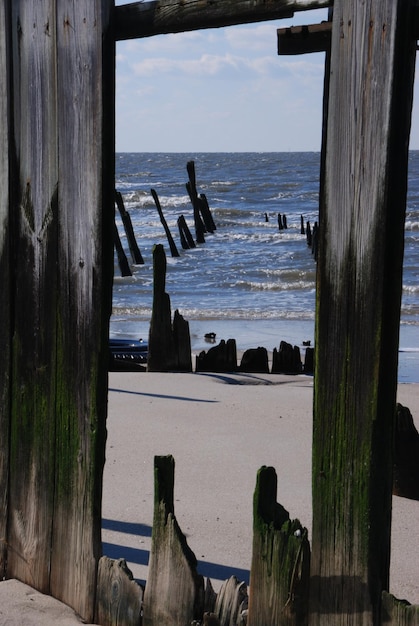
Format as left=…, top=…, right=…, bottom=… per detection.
left=311, top=1, right=416, bottom=625
left=0, top=1, right=115, bottom=621
left=0, top=0, right=11, bottom=581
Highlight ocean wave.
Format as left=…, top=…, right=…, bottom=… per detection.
left=234, top=280, right=315, bottom=292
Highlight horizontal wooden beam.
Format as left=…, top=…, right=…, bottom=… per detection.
left=277, top=21, right=331, bottom=55
left=115, top=0, right=332, bottom=41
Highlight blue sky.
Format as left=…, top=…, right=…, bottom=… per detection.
left=115, top=6, right=419, bottom=152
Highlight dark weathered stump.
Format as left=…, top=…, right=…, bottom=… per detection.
left=147, top=244, right=177, bottom=372
left=303, top=347, right=314, bottom=375
left=173, top=309, right=192, bottom=372
left=96, top=557, right=143, bottom=626
left=300, top=215, right=305, bottom=235
left=283, top=214, right=287, bottom=229
left=239, top=347, right=269, bottom=373
left=393, top=403, right=419, bottom=500
left=143, top=456, right=204, bottom=626
left=196, top=339, right=238, bottom=373
left=247, top=466, right=310, bottom=625
left=271, top=341, right=302, bottom=374
left=278, top=213, right=284, bottom=230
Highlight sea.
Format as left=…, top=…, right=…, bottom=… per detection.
left=111, top=152, right=419, bottom=383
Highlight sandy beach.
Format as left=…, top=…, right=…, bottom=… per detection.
left=1, top=372, right=418, bottom=624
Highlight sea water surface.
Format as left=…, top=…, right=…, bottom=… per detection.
left=111, top=152, right=419, bottom=382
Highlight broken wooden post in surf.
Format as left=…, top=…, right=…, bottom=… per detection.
left=300, top=215, right=305, bottom=235
left=177, top=214, right=196, bottom=250
left=151, top=188, right=180, bottom=258
left=186, top=160, right=206, bottom=243
left=200, top=193, right=217, bottom=232
left=278, top=213, right=284, bottom=230
left=142, top=455, right=205, bottom=626
left=148, top=244, right=177, bottom=371
left=310, top=0, right=417, bottom=623
left=247, top=466, right=310, bottom=625
left=115, top=189, right=144, bottom=264
left=113, top=221, right=133, bottom=277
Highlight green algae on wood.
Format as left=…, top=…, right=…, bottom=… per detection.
left=247, top=466, right=310, bottom=626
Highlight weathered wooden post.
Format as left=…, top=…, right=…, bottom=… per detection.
left=0, top=1, right=115, bottom=621
left=311, top=1, right=417, bottom=624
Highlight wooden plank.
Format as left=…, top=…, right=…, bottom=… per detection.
left=48, top=2, right=114, bottom=620
left=310, top=1, right=417, bottom=624
left=6, top=0, right=61, bottom=593
left=0, top=0, right=11, bottom=581
left=115, top=0, right=331, bottom=40
left=278, top=21, right=331, bottom=55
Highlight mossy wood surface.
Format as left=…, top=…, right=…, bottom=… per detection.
left=311, top=1, right=417, bottom=624
left=0, top=1, right=114, bottom=621
left=381, top=592, right=419, bottom=626
left=0, top=0, right=11, bottom=581
left=143, top=455, right=204, bottom=626
left=247, top=466, right=310, bottom=625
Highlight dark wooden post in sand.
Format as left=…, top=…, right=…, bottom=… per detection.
left=311, top=1, right=417, bottom=624
left=0, top=1, right=114, bottom=621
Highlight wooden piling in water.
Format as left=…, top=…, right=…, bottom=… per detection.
left=186, top=161, right=206, bottom=243
left=114, top=221, right=133, bottom=277
left=115, top=190, right=144, bottom=264
left=177, top=214, right=196, bottom=250
left=151, top=188, right=180, bottom=258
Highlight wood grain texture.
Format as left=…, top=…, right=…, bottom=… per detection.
left=142, top=455, right=205, bottom=626
left=247, top=466, right=310, bottom=626
left=381, top=593, right=419, bottom=626
left=115, top=0, right=331, bottom=40
left=311, top=1, right=417, bottom=624
left=3, top=0, right=114, bottom=621
left=49, top=1, right=114, bottom=619
left=96, top=557, right=143, bottom=626
left=0, top=0, right=11, bottom=581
